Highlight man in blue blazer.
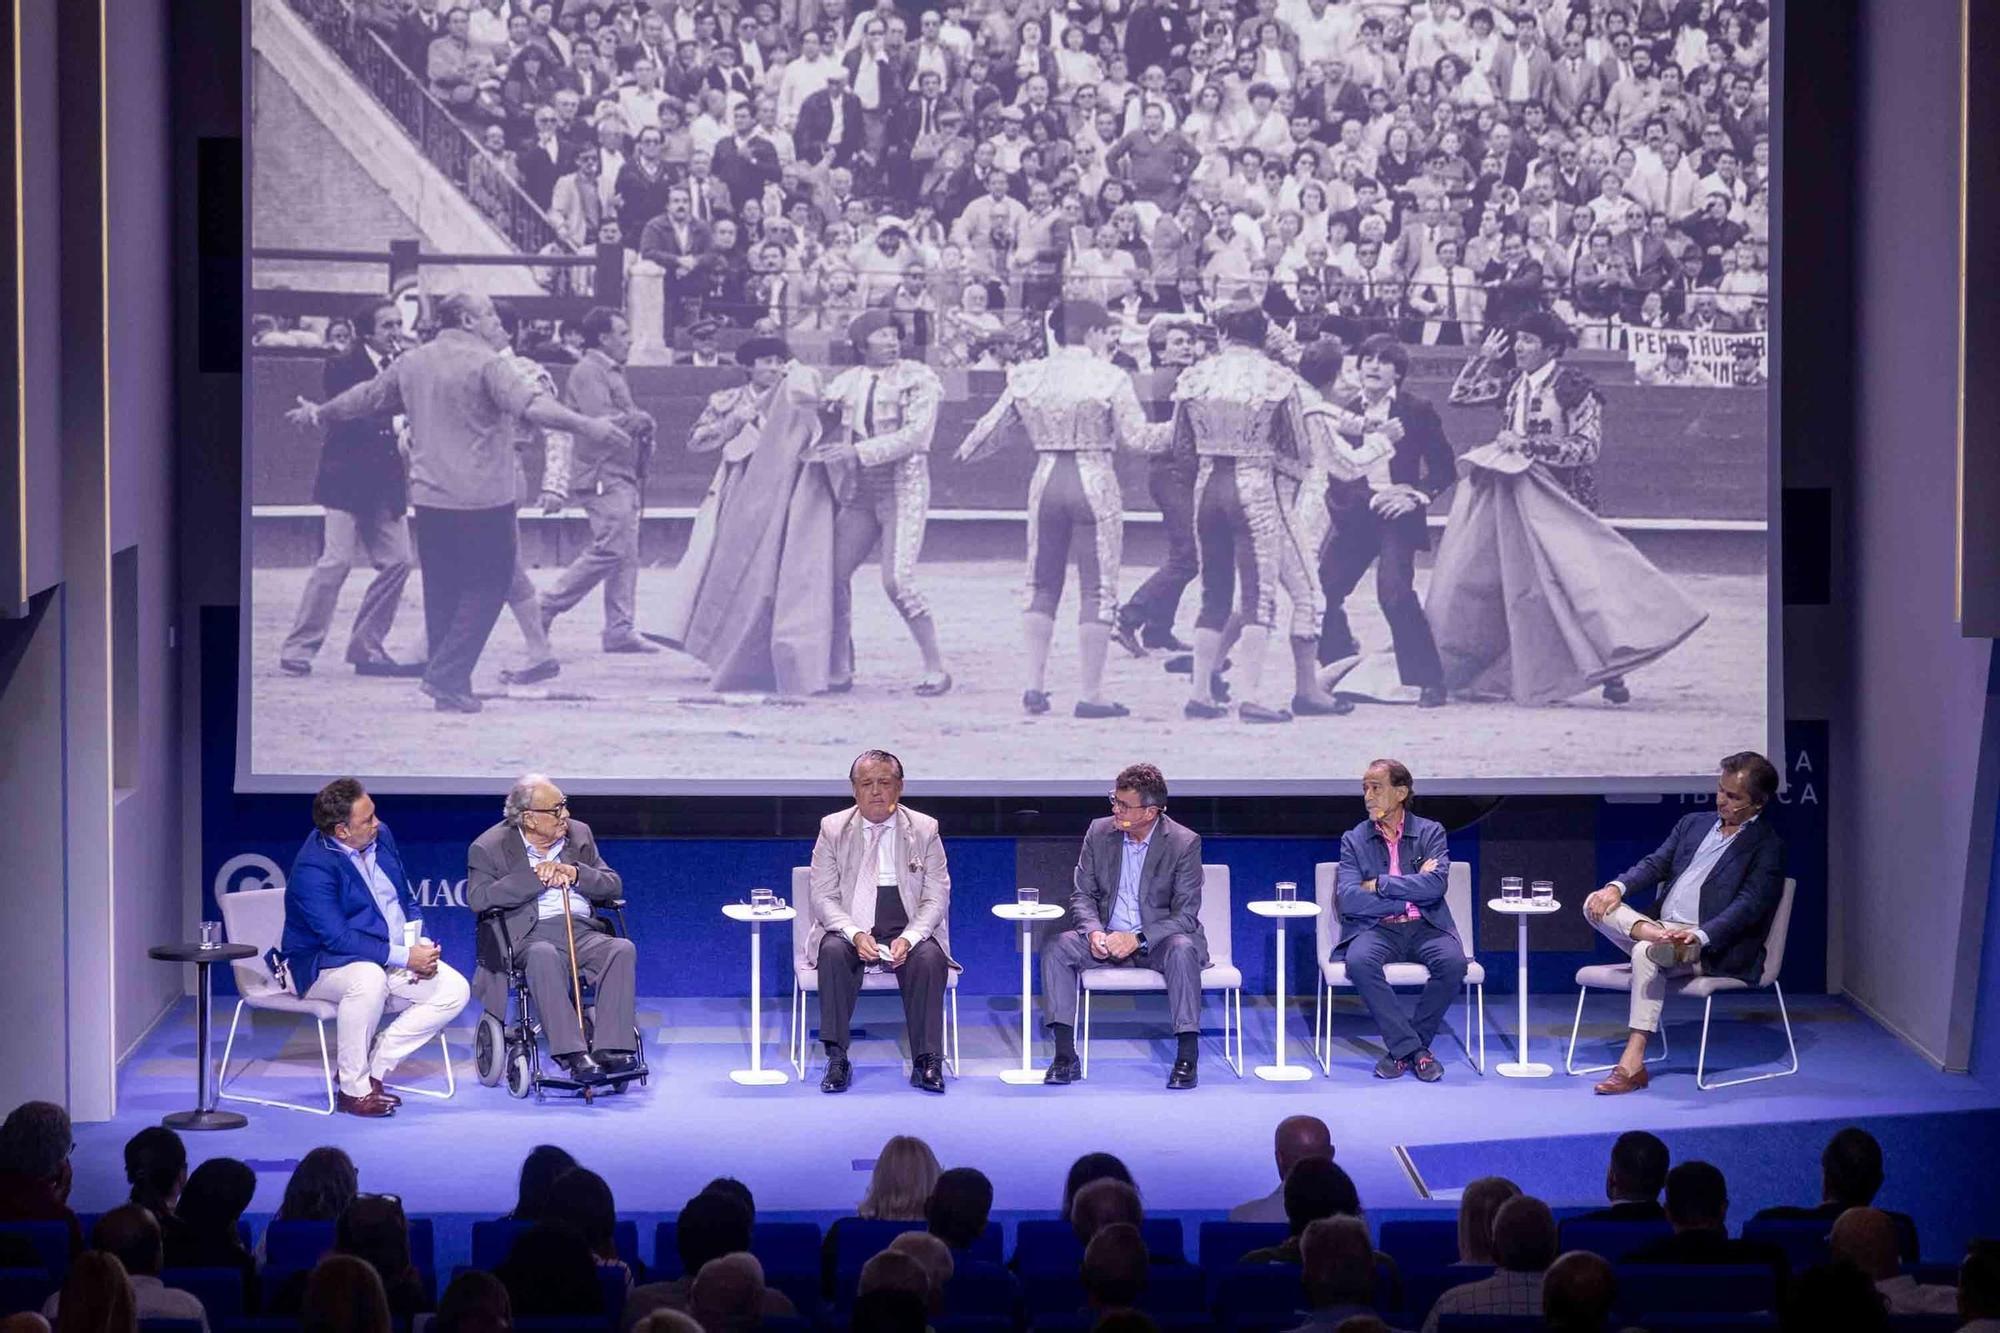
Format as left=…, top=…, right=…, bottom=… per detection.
left=1334, top=759, right=1464, bottom=1082
left=1581, top=751, right=1786, bottom=1095
left=283, top=778, right=469, bottom=1117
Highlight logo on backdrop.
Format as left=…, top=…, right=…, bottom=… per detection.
left=213, top=852, right=287, bottom=898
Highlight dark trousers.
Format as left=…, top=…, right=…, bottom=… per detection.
left=1122, top=456, right=1199, bottom=635
left=1040, top=930, right=1204, bottom=1034
left=412, top=504, right=516, bottom=696
left=817, top=932, right=948, bottom=1058
left=1343, top=920, right=1467, bottom=1060
left=520, top=916, right=639, bottom=1057
left=1317, top=510, right=1444, bottom=688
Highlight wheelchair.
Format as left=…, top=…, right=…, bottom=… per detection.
left=471, top=900, right=649, bottom=1104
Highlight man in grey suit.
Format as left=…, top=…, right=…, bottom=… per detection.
left=1041, top=763, right=1208, bottom=1089
left=467, top=774, right=638, bottom=1084
left=807, top=749, right=956, bottom=1095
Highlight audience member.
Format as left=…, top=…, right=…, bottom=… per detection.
left=1422, top=1196, right=1556, bottom=1333
left=1627, top=1161, right=1788, bottom=1280
left=120, top=1129, right=187, bottom=1252
left=1070, top=1179, right=1145, bottom=1247
left=508, top=1145, right=578, bottom=1221
left=1779, top=1261, right=1888, bottom=1333
left=698, top=1178, right=755, bottom=1219
left=1232, top=1116, right=1335, bottom=1222
left=625, top=1188, right=797, bottom=1328
left=0, top=1102, right=83, bottom=1256
left=1830, top=1207, right=1957, bottom=1315
left=1287, top=1216, right=1379, bottom=1332
left=338, top=1195, right=430, bottom=1317
left=49, top=1252, right=135, bottom=1333
left=549, top=1168, right=633, bottom=1288
left=1751, top=1127, right=1918, bottom=1261
left=433, top=1270, right=511, bottom=1333
left=848, top=1287, right=927, bottom=1333
left=1961, top=1239, right=2000, bottom=1332
left=926, top=1167, right=994, bottom=1253
left=0, top=1314, right=51, bottom=1333
left=688, top=1253, right=766, bottom=1333
left=1062, top=1153, right=1137, bottom=1220
left=628, top=1313, right=701, bottom=1333
left=885, top=1231, right=954, bottom=1316
left=165, top=1159, right=258, bottom=1296
left=1542, top=1251, right=1618, bottom=1333
left=495, top=1221, right=604, bottom=1317
left=43, top=1206, right=206, bottom=1331
left=1082, top=1222, right=1149, bottom=1314
left=1242, top=1159, right=1362, bottom=1264
left=301, top=1255, right=391, bottom=1333
left=274, top=1147, right=360, bottom=1228
left=1572, top=1131, right=1670, bottom=1222
left=1454, top=1176, right=1521, bottom=1265
left=823, top=1137, right=942, bottom=1291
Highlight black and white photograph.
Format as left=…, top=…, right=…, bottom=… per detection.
left=245, top=0, right=1773, bottom=789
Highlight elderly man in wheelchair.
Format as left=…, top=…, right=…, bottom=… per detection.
left=468, top=774, right=647, bottom=1100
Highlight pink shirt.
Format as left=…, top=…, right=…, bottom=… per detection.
left=1376, top=817, right=1422, bottom=920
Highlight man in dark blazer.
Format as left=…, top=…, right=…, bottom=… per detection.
left=1582, top=751, right=1786, bottom=1094
left=1040, top=763, right=1208, bottom=1089
left=1625, top=1162, right=1789, bottom=1282
left=467, top=774, right=637, bottom=1084
left=1479, top=231, right=1547, bottom=330
left=1334, top=759, right=1463, bottom=1083
left=278, top=298, right=421, bottom=679
left=1569, top=1131, right=1671, bottom=1226
left=282, top=778, right=470, bottom=1117
left=1313, top=334, right=1454, bottom=706
left=794, top=67, right=866, bottom=169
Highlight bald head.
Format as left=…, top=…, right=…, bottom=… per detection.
left=688, top=1253, right=764, bottom=1326
left=1829, top=1207, right=1902, bottom=1282
left=1274, top=1115, right=1334, bottom=1181
left=1543, top=1251, right=1617, bottom=1333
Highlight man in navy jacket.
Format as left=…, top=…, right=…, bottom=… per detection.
left=282, top=778, right=469, bottom=1117
left=1581, top=751, right=1786, bottom=1094
left=1334, top=759, right=1465, bottom=1082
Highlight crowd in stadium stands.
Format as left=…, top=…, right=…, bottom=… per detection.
left=301, top=0, right=1769, bottom=372
left=1, top=1100, right=1993, bottom=1333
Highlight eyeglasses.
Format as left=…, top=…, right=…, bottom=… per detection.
left=1107, top=796, right=1158, bottom=813
left=527, top=802, right=570, bottom=816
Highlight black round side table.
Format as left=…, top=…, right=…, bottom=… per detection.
left=148, top=942, right=259, bottom=1130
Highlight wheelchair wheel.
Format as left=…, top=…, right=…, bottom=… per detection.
left=504, top=1047, right=534, bottom=1099
left=474, top=1014, right=506, bottom=1087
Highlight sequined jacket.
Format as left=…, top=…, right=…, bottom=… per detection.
left=821, top=360, right=945, bottom=497
left=1168, top=346, right=1312, bottom=478
left=1448, top=352, right=1604, bottom=512
left=956, top=345, right=1171, bottom=461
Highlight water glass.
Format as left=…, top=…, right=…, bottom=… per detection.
left=1500, top=877, right=1524, bottom=903
left=1017, top=886, right=1041, bottom=907
left=1531, top=880, right=1555, bottom=905
left=750, top=887, right=777, bottom=913
left=198, top=921, right=223, bottom=949
left=1276, top=881, right=1298, bottom=905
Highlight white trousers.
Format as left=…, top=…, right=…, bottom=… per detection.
left=1591, top=902, right=1701, bottom=1034
left=305, top=960, right=469, bottom=1097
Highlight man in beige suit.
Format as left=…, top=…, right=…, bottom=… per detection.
left=807, top=749, right=955, bottom=1094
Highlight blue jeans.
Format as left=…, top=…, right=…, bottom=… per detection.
left=1342, top=920, right=1467, bottom=1060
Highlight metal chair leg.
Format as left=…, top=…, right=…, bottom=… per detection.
left=384, top=1032, right=457, bottom=1101
left=947, top=988, right=960, bottom=1076
left=1226, top=987, right=1244, bottom=1077
left=1080, top=986, right=1091, bottom=1080
left=1567, top=983, right=1672, bottom=1075
left=1476, top=983, right=1486, bottom=1072
left=1314, top=981, right=1331, bottom=1076
left=217, top=1003, right=337, bottom=1116
left=1696, top=983, right=1800, bottom=1090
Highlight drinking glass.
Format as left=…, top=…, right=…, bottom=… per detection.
left=198, top=921, right=223, bottom=949
left=1276, top=880, right=1298, bottom=905
left=1500, top=877, right=1524, bottom=903
left=1017, top=886, right=1041, bottom=907
left=1531, top=880, right=1554, bottom=905
left=750, top=887, right=777, bottom=913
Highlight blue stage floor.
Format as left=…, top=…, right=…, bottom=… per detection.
left=79, top=990, right=2000, bottom=1268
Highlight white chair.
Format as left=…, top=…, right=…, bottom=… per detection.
left=1313, top=860, right=1486, bottom=1074
left=787, top=866, right=961, bottom=1079
left=215, top=886, right=454, bottom=1115
left=1565, top=877, right=1798, bottom=1091
left=1079, top=864, right=1244, bottom=1078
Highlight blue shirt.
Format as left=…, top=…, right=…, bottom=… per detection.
left=1649, top=813, right=1759, bottom=944
left=333, top=838, right=412, bottom=968
left=1108, top=822, right=1156, bottom=934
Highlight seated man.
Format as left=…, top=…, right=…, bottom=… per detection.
left=807, top=749, right=956, bottom=1095
left=1040, top=763, right=1208, bottom=1090
left=468, top=774, right=638, bottom=1084
left=1624, top=1161, right=1788, bottom=1281
left=1334, top=759, right=1463, bottom=1083
left=42, top=1206, right=208, bottom=1329
left=1569, top=1130, right=1669, bottom=1223
left=0, top=1102, right=83, bottom=1257
left=1289, top=1217, right=1381, bottom=1332
left=1750, top=1127, right=1919, bottom=1261
left=283, top=778, right=471, bottom=1117
left=1580, top=750, right=1785, bottom=1095
left=1230, top=1116, right=1334, bottom=1222
left=1831, top=1208, right=1957, bottom=1315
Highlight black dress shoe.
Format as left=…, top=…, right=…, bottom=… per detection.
left=1413, top=1049, right=1443, bottom=1083
left=1043, top=1054, right=1081, bottom=1085
left=336, top=1090, right=396, bottom=1117
left=1602, top=680, right=1632, bottom=704
left=420, top=681, right=484, bottom=713
left=1239, top=702, right=1293, bottom=724
left=1023, top=689, right=1051, bottom=715
left=911, top=1054, right=946, bottom=1094
left=1166, top=1058, right=1198, bottom=1090
left=1183, top=699, right=1228, bottom=720
left=1112, top=622, right=1147, bottom=658
left=278, top=659, right=311, bottom=677
left=603, top=637, right=661, bottom=655
left=1073, top=700, right=1130, bottom=719
left=555, top=1051, right=605, bottom=1083
left=499, top=659, right=561, bottom=686
left=351, top=656, right=426, bottom=678
left=1164, top=654, right=1194, bottom=675
left=1142, top=628, right=1191, bottom=652
left=1418, top=686, right=1449, bottom=708
left=820, top=1051, right=852, bottom=1093
left=1291, top=694, right=1355, bottom=716
left=1373, top=1053, right=1410, bottom=1079
left=594, top=1049, right=637, bottom=1074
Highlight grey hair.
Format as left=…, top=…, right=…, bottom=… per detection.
left=0, top=1102, right=72, bottom=1180
left=504, top=773, right=554, bottom=828
left=848, top=749, right=904, bottom=782
left=435, top=290, right=485, bottom=331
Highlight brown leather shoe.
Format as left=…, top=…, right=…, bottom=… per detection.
left=368, top=1077, right=402, bottom=1107
left=1593, top=1065, right=1652, bottom=1095
left=337, top=1089, right=397, bottom=1117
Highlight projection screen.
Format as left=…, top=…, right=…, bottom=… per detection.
left=242, top=0, right=1778, bottom=794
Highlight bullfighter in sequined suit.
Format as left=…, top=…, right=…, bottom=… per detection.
left=955, top=301, right=1171, bottom=719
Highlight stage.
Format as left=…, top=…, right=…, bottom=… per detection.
left=79, top=989, right=2000, bottom=1269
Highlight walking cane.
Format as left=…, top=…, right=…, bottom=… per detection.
left=559, top=876, right=586, bottom=1042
